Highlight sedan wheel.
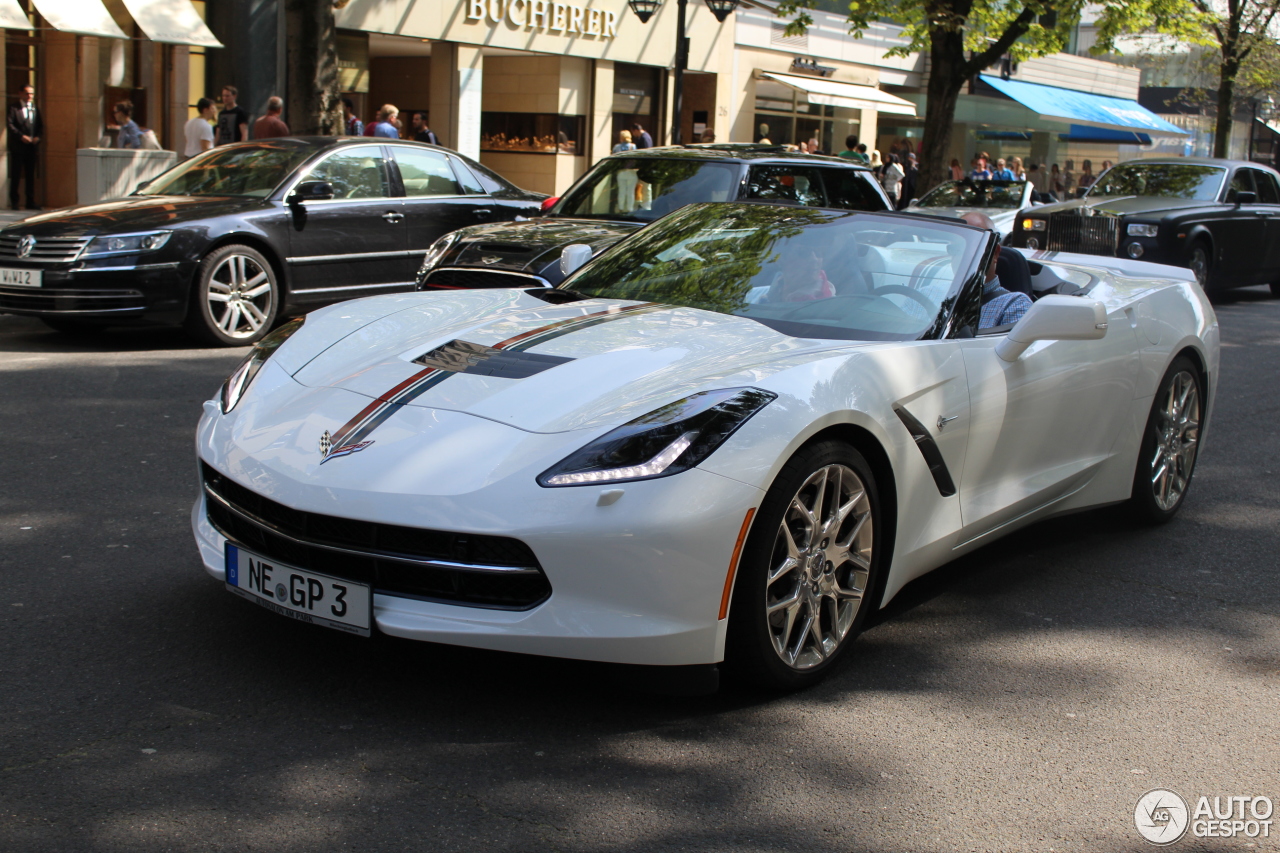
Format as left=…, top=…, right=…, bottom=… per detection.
left=1130, top=356, right=1202, bottom=523
left=726, top=441, right=880, bottom=689
left=1187, top=243, right=1218, bottom=300
left=185, top=244, right=279, bottom=346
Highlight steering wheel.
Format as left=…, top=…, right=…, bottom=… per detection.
left=870, top=284, right=939, bottom=316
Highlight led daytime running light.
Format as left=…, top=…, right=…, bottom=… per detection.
left=544, top=432, right=695, bottom=486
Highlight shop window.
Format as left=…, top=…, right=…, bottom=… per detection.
left=481, top=113, right=584, bottom=155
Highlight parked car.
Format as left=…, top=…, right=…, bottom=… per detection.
left=415, top=144, right=891, bottom=291
left=194, top=202, right=1217, bottom=690
left=907, top=178, right=1040, bottom=242
left=1010, top=157, right=1280, bottom=299
left=0, top=138, right=544, bottom=345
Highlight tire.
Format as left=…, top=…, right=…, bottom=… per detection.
left=184, top=244, right=279, bottom=346
left=40, top=317, right=108, bottom=335
left=725, top=440, right=882, bottom=690
left=1128, top=356, right=1203, bottom=524
left=1187, top=241, right=1222, bottom=301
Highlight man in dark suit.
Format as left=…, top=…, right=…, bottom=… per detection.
left=8, top=84, right=42, bottom=209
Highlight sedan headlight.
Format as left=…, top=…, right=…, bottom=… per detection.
left=82, top=231, right=172, bottom=257
left=219, top=316, right=305, bottom=413
left=419, top=232, right=461, bottom=278
left=1021, top=219, right=1046, bottom=232
left=1127, top=223, right=1159, bottom=237
left=538, top=388, right=776, bottom=487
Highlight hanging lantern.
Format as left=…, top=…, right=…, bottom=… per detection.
left=627, top=0, right=663, bottom=24
left=703, top=0, right=740, bottom=23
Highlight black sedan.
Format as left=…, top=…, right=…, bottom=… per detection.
left=415, top=144, right=891, bottom=291
left=0, top=138, right=544, bottom=344
left=1010, top=157, right=1280, bottom=299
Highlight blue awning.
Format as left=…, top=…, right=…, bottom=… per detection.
left=1061, top=125, right=1152, bottom=145
left=980, top=75, right=1189, bottom=136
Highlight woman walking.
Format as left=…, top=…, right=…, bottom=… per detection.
left=880, top=153, right=905, bottom=207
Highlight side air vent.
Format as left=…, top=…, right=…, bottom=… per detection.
left=414, top=339, right=574, bottom=379
left=893, top=405, right=957, bottom=497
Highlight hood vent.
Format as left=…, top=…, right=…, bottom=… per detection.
left=414, top=339, right=573, bottom=379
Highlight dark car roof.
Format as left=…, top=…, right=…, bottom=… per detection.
left=606, top=144, right=873, bottom=170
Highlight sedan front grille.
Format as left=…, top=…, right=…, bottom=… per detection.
left=422, top=267, right=548, bottom=290
left=1047, top=213, right=1118, bottom=256
left=0, top=234, right=91, bottom=263
left=201, top=462, right=551, bottom=610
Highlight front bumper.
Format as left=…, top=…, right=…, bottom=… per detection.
left=0, top=261, right=194, bottom=323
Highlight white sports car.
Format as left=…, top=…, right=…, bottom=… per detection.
left=192, top=203, right=1218, bottom=690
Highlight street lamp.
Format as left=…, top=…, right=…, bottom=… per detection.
left=627, top=0, right=740, bottom=144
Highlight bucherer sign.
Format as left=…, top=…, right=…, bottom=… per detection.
left=465, top=0, right=620, bottom=38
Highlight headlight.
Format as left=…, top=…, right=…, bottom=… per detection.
left=82, top=231, right=172, bottom=257
left=1127, top=223, right=1158, bottom=237
left=537, top=388, right=776, bottom=487
left=419, top=232, right=460, bottom=277
left=219, top=316, right=305, bottom=413
left=1021, top=219, right=1046, bottom=232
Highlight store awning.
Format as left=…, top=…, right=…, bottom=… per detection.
left=980, top=75, right=1188, bottom=135
left=30, top=0, right=127, bottom=38
left=0, top=0, right=29, bottom=30
left=121, top=0, right=222, bottom=47
left=761, top=72, right=917, bottom=117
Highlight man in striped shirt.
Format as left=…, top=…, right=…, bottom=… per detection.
left=962, top=212, right=1032, bottom=329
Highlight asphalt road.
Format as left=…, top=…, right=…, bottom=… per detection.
left=1, top=294, right=1278, bottom=853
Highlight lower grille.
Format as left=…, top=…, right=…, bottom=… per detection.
left=0, top=285, right=144, bottom=313
left=423, top=267, right=548, bottom=290
left=1047, top=213, right=1118, bottom=256
left=202, top=462, right=551, bottom=610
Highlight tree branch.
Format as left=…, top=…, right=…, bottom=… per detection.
left=962, top=5, right=1039, bottom=75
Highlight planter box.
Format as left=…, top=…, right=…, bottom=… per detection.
left=76, top=148, right=179, bottom=205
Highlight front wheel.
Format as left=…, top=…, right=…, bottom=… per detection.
left=725, top=440, right=881, bottom=690
left=184, top=244, right=279, bottom=346
left=1129, top=356, right=1203, bottom=524
left=1187, top=242, right=1221, bottom=301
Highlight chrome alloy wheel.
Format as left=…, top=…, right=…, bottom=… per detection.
left=207, top=253, right=274, bottom=339
left=765, top=463, right=873, bottom=670
left=1150, top=369, right=1201, bottom=511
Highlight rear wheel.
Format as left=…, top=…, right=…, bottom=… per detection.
left=1129, top=356, right=1203, bottom=524
left=725, top=440, right=881, bottom=690
left=184, top=244, right=279, bottom=346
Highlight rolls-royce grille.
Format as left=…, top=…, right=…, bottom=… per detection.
left=201, top=462, right=551, bottom=610
left=422, top=267, right=547, bottom=290
left=0, top=285, right=144, bottom=313
left=1047, top=213, right=1118, bottom=256
left=0, top=235, right=91, bottom=263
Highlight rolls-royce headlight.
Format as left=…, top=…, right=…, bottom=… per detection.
left=537, top=388, right=776, bottom=487
left=1021, top=218, right=1047, bottom=232
left=419, top=232, right=461, bottom=277
left=83, top=231, right=172, bottom=257
left=1127, top=223, right=1158, bottom=237
left=219, top=316, right=305, bottom=413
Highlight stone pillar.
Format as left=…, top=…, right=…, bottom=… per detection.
left=590, top=59, right=614, bottom=166
left=429, top=42, right=482, bottom=160
left=1029, top=131, right=1052, bottom=171
left=860, top=108, right=878, bottom=154
left=43, top=33, right=82, bottom=209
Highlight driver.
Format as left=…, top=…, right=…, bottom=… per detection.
left=962, top=212, right=1032, bottom=329
left=765, top=249, right=834, bottom=302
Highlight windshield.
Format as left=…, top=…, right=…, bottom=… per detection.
left=554, top=158, right=739, bottom=223
left=918, top=180, right=1025, bottom=210
left=563, top=203, right=986, bottom=342
left=138, top=143, right=313, bottom=197
left=1087, top=163, right=1226, bottom=201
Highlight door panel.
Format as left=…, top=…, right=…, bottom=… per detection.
left=1245, top=169, right=1280, bottom=277
left=287, top=145, right=408, bottom=294
left=391, top=147, right=493, bottom=275
left=1215, top=169, right=1267, bottom=279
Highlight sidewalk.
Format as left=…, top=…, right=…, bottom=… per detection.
left=0, top=209, right=36, bottom=226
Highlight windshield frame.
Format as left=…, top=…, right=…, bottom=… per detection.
left=557, top=203, right=992, bottom=343
left=917, top=179, right=1028, bottom=210
left=1083, top=162, right=1228, bottom=202
left=136, top=141, right=318, bottom=199
left=549, top=156, right=745, bottom=223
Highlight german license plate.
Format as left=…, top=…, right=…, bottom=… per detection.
left=225, top=543, right=371, bottom=636
left=0, top=267, right=40, bottom=288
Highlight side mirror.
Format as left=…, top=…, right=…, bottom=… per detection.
left=132, top=179, right=152, bottom=195
left=540, top=196, right=560, bottom=213
left=907, top=198, right=919, bottom=207
left=1235, top=190, right=1257, bottom=205
left=995, top=295, right=1107, bottom=362
left=288, top=180, right=334, bottom=204
left=560, top=244, right=593, bottom=277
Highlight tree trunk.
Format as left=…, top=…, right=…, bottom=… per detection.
left=1214, top=52, right=1238, bottom=158
left=916, top=31, right=968, bottom=195
left=285, top=0, right=342, bottom=136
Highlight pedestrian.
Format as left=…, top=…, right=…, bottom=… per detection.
left=113, top=101, right=141, bottom=149
left=373, top=104, right=400, bottom=138
left=411, top=112, right=439, bottom=145
left=950, top=158, right=963, bottom=181
left=1050, top=163, right=1064, bottom=199
left=700, top=128, right=715, bottom=142
left=1077, top=159, right=1096, bottom=195
left=612, top=129, right=636, bottom=154
left=898, top=152, right=918, bottom=209
left=837, top=135, right=860, bottom=161
left=991, top=158, right=1015, bottom=180
left=807, top=136, right=822, bottom=155
left=881, top=153, right=904, bottom=206
left=7, top=84, right=42, bottom=209
left=969, top=156, right=991, bottom=180
left=183, top=97, right=216, bottom=159
left=342, top=98, right=363, bottom=136
left=630, top=122, right=654, bottom=149
left=870, top=149, right=883, bottom=177
left=1063, top=159, right=1076, bottom=197
left=1027, top=162, right=1048, bottom=199
left=1011, top=156, right=1026, bottom=180
left=216, top=85, right=249, bottom=145
left=757, top=122, right=771, bottom=144
left=252, top=96, right=290, bottom=139
left=855, top=143, right=869, bottom=164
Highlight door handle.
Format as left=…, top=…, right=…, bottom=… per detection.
left=473, top=209, right=493, bottom=219
left=382, top=211, right=404, bottom=223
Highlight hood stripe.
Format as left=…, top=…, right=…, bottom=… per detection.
left=320, top=301, right=670, bottom=460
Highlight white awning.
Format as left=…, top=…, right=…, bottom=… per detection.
left=30, top=0, right=127, bottom=38
left=121, top=0, right=222, bottom=47
left=0, top=0, right=30, bottom=30
left=760, top=72, right=917, bottom=117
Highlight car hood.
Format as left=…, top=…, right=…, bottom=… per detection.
left=1032, top=196, right=1210, bottom=217
left=285, top=289, right=860, bottom=434
left=5, top=195, right=258, bottom=236
left=913, top=206, right=1019, bottom=233
left=449, top=218, right=642, bottom=272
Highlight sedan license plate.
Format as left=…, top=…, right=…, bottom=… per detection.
left=225, top=543, right=371, bottom=636
left=0, top=267, right=41, bottom=288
